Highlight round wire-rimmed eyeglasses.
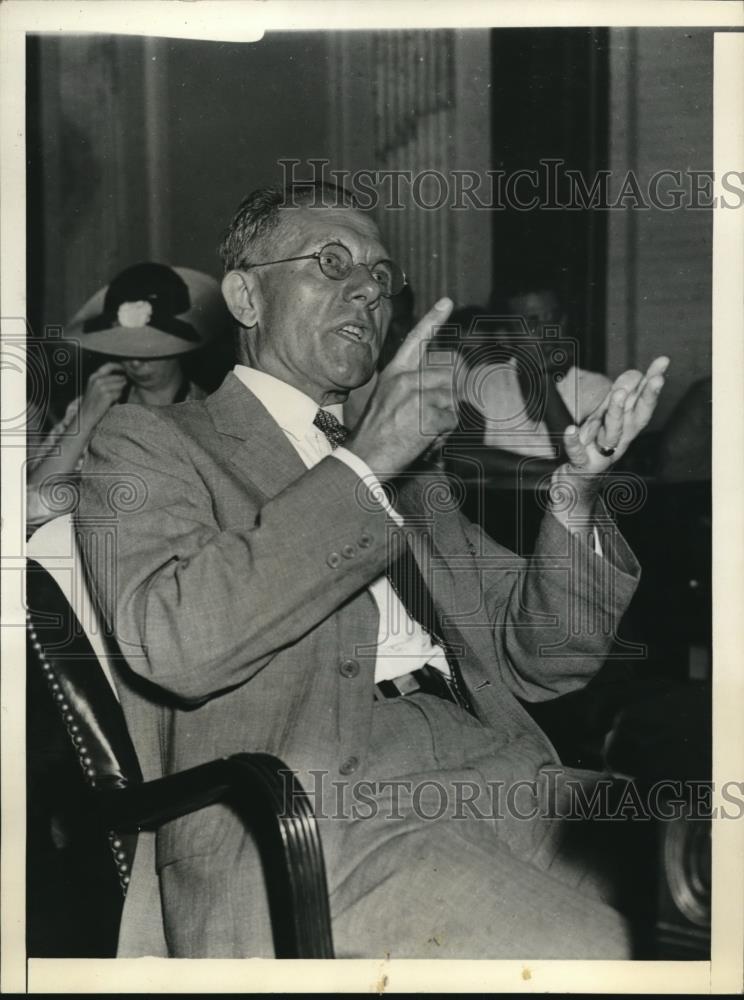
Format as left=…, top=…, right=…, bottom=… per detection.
left=242, top=242, right=407, bottom=298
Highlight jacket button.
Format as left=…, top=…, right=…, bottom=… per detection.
left=326, top=552, right=341, bottom=568
left=358, top=532, right=373, bottom=548
left=342, top=544, right=356, bottom=559
left=340, top=755, right=359, bottom=775
left=339, top=658, right=359, bottom=678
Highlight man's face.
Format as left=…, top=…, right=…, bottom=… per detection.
left=505, top=289, right=567, bottom=374
left=506, top=289, right=564, bottom=336
left=245, top=206, right=394, bottom=404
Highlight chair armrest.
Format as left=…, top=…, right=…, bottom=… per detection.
left=95, top=753, right=333, bottom=958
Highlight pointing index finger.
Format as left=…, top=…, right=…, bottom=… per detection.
left=386, top=297, right=454, bottom=373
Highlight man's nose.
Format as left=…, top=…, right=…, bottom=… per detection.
left=342, top=263, right=383, bottom=307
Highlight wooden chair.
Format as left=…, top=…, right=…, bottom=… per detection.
left=25, top=514, right=334, bottom=958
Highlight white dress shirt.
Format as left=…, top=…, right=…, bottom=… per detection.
left=232, top=365, right=450, bottom=682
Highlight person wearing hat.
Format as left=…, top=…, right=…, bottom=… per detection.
left=27, top=262, right=227, bottom=532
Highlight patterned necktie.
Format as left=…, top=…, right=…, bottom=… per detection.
left=313, top=408, right=474, bottom=715
left=313, top=408, right=349, bottom=450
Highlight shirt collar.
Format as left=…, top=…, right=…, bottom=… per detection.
left=232, top=365, right=344, bottom=442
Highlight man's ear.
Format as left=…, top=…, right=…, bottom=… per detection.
left=222, top=270, right=260, bottom=328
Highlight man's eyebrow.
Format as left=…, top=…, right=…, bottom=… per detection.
left=311, top=235, right=350, bottom=250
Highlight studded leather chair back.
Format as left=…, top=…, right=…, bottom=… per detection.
left=26, top=553, right=141, bottom=893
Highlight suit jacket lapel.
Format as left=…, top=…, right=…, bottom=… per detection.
left=206, top=372, right=307, bottom=498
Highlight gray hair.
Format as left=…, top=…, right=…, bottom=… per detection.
left=218, top=182, right=359, bottom=273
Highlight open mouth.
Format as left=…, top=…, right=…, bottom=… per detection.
left=336, top=323, right=370, bottom=345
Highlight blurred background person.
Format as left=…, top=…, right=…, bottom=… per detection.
left=443, top=276, right=611, bottom=553
left=461, top=275, right=611, bottom=461
left=26, top=262, right=229, bottom=533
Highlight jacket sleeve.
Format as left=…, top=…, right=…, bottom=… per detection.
left=76, top=405, right=394, bottom=705
left=462, top=503, right=641, bottom=701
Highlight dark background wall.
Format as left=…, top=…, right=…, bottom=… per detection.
left=161, top=35, right=333, bottom=275
left=607, top=28, right=713, bottom=427
left=490, top=28, right=609, bottom=372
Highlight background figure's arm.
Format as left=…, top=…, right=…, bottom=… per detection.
left=77, top=406, right=393, bottom=705
left=28, top=364, right=129, bottom=527
left=27, top=398, right=85, bottom=479
left=27, top=400, right=87, bottom=528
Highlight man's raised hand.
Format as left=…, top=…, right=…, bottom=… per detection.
left=346, top=297, right=456, bottom=479
left=546, top=356, right=669, bottom=529
left=562, top=356, right=670, bottom=475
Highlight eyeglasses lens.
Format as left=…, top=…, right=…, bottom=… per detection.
left=317, top=244, right=404, bottom=297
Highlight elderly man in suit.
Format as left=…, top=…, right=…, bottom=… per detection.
left=77, top=182, right=668, bottom=959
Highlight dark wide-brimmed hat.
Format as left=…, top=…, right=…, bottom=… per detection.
left=66, top=262, right=227, bottom=358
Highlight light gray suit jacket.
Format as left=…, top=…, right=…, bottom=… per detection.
left=77, top=372, right=640, bottom=956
